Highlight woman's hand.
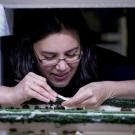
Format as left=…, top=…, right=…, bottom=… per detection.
left=62, top=81, right=114, bottom=109
left=9, top=72, right=57, bottom=106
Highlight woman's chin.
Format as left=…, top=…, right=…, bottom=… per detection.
left=52, top=82, right=69, bottom=88
left=50, top=79, right=70, bottom=88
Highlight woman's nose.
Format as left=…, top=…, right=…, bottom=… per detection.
left=55, top=59, right=69, bottom=71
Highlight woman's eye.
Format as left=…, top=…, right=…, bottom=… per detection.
left=66, top=53, right=76, bottom=58
left=43, top=55, right=56, bottom=60
left=66, top=49, right=79, bottom=57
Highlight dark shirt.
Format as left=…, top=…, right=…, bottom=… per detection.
left=2, top=44, right=135, bottom=97
left=96, top=47, right=135, bottom=81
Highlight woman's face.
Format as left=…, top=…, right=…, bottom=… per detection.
left=34, top=29, right=81, bottom=88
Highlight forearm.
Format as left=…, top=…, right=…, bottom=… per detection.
left=0, top=86, right=17, bottom=106
left=107, top=80, right=135, bottom=99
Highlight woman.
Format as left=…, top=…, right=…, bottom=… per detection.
left=1, top=9, right=135, bottom=108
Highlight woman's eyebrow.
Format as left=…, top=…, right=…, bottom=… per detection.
left=40, top=47, right=79, bottom=54
left=40, top=51, right=57, bottom=55
left=65, top=47, right=79, bottom=53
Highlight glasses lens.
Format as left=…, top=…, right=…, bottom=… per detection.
left=40, top=53, right=81, bottom=66
left=41, top=59, right=58, bottom=66
left=66, top=55, right=80, bottom=63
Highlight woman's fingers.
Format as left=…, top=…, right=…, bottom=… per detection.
left=29, top=72, right=57, bottom=97
left=29, top=72, right=47, bottom=82
left=62, top=82, right=110, bottom=109
left=62, top=96, right=100, bottom=109
left=28, top=80, right=56, bottom=102
left=78, top=97, right=100, bottom=109
left=62, top=88, right=93, bottom=107
left=20, top=72, right=57, bottom=103
left=28, top=88, right=51, bottom=103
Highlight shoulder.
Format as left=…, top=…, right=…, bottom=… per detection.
left=95, top=46, right=128, bottom=65
left=95, top=47, right=135, bottom=81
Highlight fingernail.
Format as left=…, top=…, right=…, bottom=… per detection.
left=51, top=97, right=57, bottom=102
left=53, top=92, right=58, bottom=97
left=46, top=99, right=50, bottom=103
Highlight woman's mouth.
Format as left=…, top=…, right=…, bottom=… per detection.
left=52, top=73, right=69, bottom=81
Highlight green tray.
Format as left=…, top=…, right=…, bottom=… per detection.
left=0, top=108, right=135, bottom=124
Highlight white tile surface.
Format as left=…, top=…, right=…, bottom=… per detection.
left=0, top=0, right=135, bottom=8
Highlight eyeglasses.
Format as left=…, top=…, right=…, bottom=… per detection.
left=34, top=50, right=81, bottom=67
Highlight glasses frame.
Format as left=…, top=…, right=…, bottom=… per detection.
left=34, top=49, right=82, bottom=67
